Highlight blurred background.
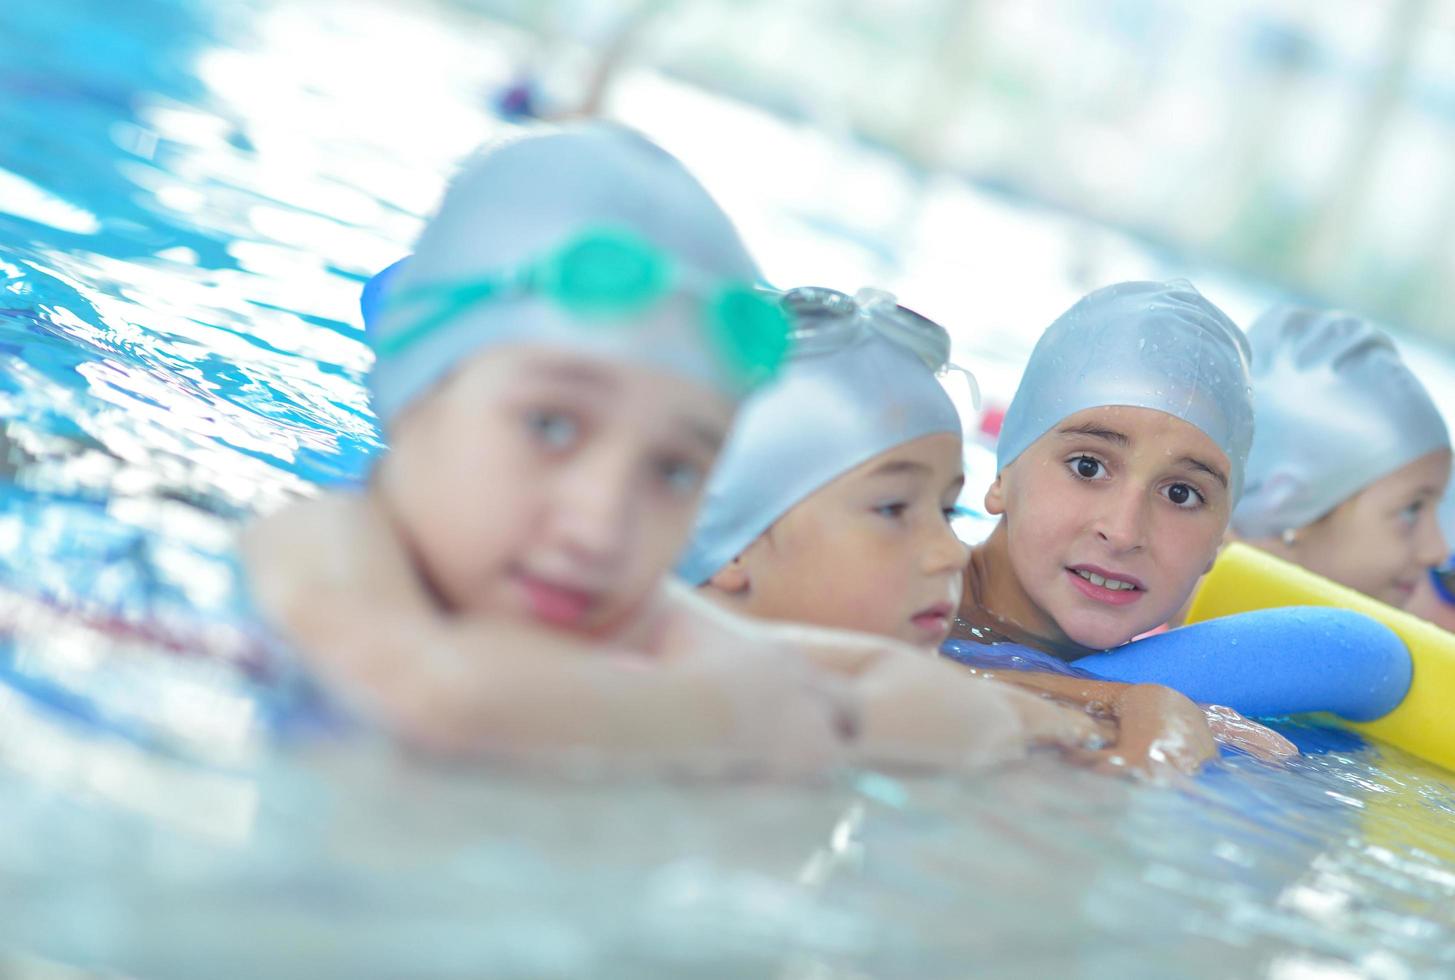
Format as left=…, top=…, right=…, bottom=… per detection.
left=436, top=0, right=1455, bottom=461
left=480, top=0, right=1455, bottom=347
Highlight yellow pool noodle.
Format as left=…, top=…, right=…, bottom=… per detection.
left=1186, top=542, right=1455, bottom=772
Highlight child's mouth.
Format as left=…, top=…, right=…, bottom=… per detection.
left=1066, top=565, right=1145, bottom=607
left=910, top=602, right=955, bottom=637
left=514, top=571, right=598, bottom=629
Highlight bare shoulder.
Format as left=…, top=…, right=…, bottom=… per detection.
left=239, top=490, right=415, bottom=632
left=239, top=492, right=382, bottom=575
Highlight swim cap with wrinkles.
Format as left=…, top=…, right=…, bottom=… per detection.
left=995, top=279, right=1254, bottom=502
left=1232, top=307, right=1451, bottom=538
left=676, top=289, right=964, bottom=585
left=367, top=123, right=770, bottom=425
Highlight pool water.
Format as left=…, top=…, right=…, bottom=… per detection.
left=2, top=0, right=1455, bottom=977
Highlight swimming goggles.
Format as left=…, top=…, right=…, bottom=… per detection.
left=778, top=285, right=979, bottom=406
left=1431, top=557, right=1455, bottom=607
left=375, top=227, right=791, bottom=387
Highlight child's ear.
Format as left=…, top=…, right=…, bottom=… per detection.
left=707, top=556, right=750, bottom=595
left=984, top=473, right=1007, bottom=516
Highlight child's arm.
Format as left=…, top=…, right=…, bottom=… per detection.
left=241, top=494, right=848, bottom=775
left=962, top=669, right=1295, bottom=776
left=655, top=589, right=1115, bottom=771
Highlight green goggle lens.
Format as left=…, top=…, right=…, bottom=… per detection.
left=538, top=230, right=670, bottom=318
left=708, top=286, right=791, bottom=384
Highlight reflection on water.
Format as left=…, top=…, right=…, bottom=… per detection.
left=0, top=0, right=1454, bottom=976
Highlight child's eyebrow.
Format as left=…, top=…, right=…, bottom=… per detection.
left=1057, top=424, right=1128, bottom=446
left=520, top=361, right=620, bottom=390
left=1178, top=455, right=1228, bottom=488
left=865, top=460, right=932, bottom=478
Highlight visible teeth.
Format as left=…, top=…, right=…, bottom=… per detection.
left=1077, top=570, right=1135, bottom=591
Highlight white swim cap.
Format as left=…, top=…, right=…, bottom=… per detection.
left=1232, top=307, right=1451, bottom=537
left=996, top=280, right=1254, bottom=501
left=675, top=288, right=966, bottom=585
left=368, top=123, right=784, bottom=425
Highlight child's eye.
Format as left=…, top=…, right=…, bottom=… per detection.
left=1067, top=455, right=1106, bottom=481
left=875, top=502, right=909, bottom=519
left=653, top=455, right=704, bottom=496
left=1162, top=482, right=1205, bottom=510
left=1398, top=499, right=1425, bottom=528
left=524, top=408, right=580, bottom=450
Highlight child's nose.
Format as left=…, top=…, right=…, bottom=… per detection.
left=1415, top=512, right=1449, bottom=569
left=922, top=517, right=971, bottom=575
left=552, top=454, right=635, bottom=565
left=1093, top=488, right=1149, bottom=552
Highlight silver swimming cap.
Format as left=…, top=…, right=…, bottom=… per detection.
left=995, top=280, right=1254, bottom=502
left=1232, top=307, right=1451, bottom=537
left=368, top=123, right=764, bottom=424
left=675, top=288, right=966, bottom=585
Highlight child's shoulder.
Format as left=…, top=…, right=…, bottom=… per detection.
left=239, top=490, right=404, bottom=627
left=241, top=491, right=382, bottom=564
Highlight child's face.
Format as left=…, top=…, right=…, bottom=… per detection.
left=1277, top=449, right=1451, bottom=607
left=987, top=405, right=1232, bottom=650
left=724, top=432, right=969, bottom=648
left=380, top=345, right=734, bottom=636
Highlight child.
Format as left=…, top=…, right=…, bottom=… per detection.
left=244, top=125, right=1102, bottom=775
left=1231, top=307, right=1451, bottom=608
left=678, top=286, right=969, bottom=649
left=952, top=279, right=1294, bottom=765
left=961, top=279, right=1252, bottom=657
left=681, top=284, right=1289, bottom=775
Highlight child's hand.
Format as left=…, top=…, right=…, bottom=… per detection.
left=1201, top=704, right=1298, bottom=762
left=657, top=639, right=853, bottom=779
left=1074, top=683, right=1218, bottom=781
left=845, top=651, right=1113, bottom=771
left=850, top=650, right=1029, bottom=770
left=1002, top=687, right=1118, bottom=753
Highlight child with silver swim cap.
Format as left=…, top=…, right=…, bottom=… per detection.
left=951, top=281, right=1299, bottom=769
left=681, top=283, right=1288, bottom=775
left=1231, top=307, right=1451, bottom=608
left=966, top=279, right=1254, bottom=657
left=243, top=123, right=843, bottom=772
left=679, top=287, right=969, bottom=648
left=244, top=124, right=1086, bottom=775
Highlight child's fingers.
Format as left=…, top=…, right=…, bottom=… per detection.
left=1062, top=745, right=1193, bottom=784
left=1003, top=687, right=1115, bottom=750
left=1202, top=705, right=1298, bottom=762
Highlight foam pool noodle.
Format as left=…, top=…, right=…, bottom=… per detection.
left=1187, top=541, right=1455, bottom=772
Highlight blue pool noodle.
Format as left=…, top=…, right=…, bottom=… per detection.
left=944, top=607, right=1412, bottom=723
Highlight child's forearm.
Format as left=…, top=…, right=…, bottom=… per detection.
left=305, top=609, right=712, bottom=755
left=297, top=598, right=850, bottom=774
left=972, top=669, right=1218, bottom=775
left=971, top=669, right=1130, bottom=711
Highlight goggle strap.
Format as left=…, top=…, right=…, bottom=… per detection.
left=375, top=279, right=507, bottom=358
